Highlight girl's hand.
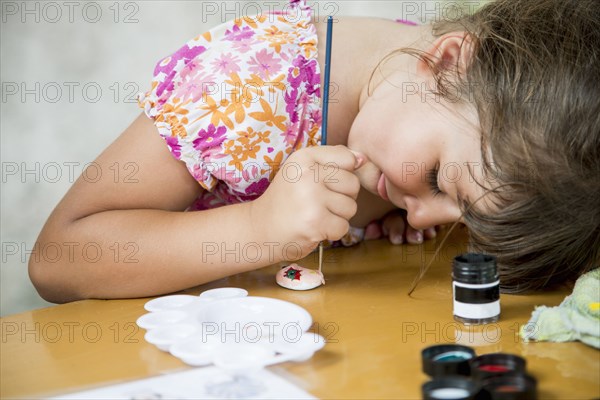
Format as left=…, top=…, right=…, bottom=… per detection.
left=364, top=209, right=439, bottom=245
left=253, top=145, right=364, bottom=260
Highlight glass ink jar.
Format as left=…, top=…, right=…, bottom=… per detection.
left=452, top=253, right=500, bottom=325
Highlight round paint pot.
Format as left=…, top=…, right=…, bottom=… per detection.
left=478, top=373, right=537, bottom=400
left=470, top=354, right=526, bottom=381
left=422, top=344, right=476, bottom=377
left=452, top=253, right=500, bottom=325
left=422, top=376, right=481, bottom=400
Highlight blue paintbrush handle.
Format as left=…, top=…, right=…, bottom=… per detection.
left=321, top=15, right=333, bottom=146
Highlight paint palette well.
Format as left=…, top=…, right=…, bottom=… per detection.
left=137, top=288, right=326, bottom=368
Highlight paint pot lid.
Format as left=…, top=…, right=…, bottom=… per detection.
left=478, top=373, right=537, bottom=400
left=422, top=344, right=476, bottom=377
left=422, top=376, right=480, bottom=400
left=452, top=253, right=498, bottom=284
left=470, top=353, right=527, bottom=381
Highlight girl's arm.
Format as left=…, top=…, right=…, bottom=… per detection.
left=29, top=113, right=362, bottom=303
left=28, top=113, right=282, bottom=303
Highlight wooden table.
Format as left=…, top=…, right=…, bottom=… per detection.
left=1, top=226, right=599, bottom=399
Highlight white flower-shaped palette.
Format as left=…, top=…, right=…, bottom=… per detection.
left=137, top=288, right=326, bottom=369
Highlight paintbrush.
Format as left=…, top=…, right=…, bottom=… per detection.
left=318, top=15, right=334, bottom=274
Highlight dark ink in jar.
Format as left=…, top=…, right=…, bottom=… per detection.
left=452, top=253, right=500, bottom=325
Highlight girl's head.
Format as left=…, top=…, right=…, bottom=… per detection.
left=351, top=0, right=600, bottom=292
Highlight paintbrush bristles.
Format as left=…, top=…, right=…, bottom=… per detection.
left=318, top=242, right=323, bottom=273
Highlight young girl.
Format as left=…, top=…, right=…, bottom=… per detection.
left=29, top=0, right=599, bottom=303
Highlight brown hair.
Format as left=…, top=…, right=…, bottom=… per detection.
left=374, top=0, right=600, bottom=293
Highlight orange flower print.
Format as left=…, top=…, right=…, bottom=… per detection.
left=245, top=73, right=287, bottom=97
left=237, top=127, right=265, bottom=156
left=225, top=73, right=256, bottom=107
left=193, top=96, right=235, bottom=130
left=249, top=98, right=288, bottom=132
left=259, top=25, right=294, bottom=53
left=263, top=150, right=284, bottom=180
left=161, top=101, right=190, bottom=120
left=306, top=122, right=320, bottom=147
left=299, top=38, right=317, bottom=59
left=233, top=14, right=267, bottom=30
left=239, top=140, right=261, bottom=161
left=165, top=114, right=189, bottom=138
left=226, top=95, right=247, bottom=124
left=156, top=101, right=191, bottom=138
left=222, top=127, right=267, bottom=170
left=256, top=129, right=272, bottom=144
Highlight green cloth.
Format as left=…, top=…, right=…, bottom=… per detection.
left=520, top=268, right=600, bottom=349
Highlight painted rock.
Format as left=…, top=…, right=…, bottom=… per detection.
left=276, top=264, right=325, bottom=291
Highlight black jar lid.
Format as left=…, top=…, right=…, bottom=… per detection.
left=422, top=344, right=476, bottom=377
left=478, top=373, right=537, bottom=400
left=422, top=376, right=481, bottom=400
left=470, top=353, right=527, bottom=381
left=453, top=253, right=498, bottom=284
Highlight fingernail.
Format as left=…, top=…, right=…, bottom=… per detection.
left=391, top=234, right=403, bottom=245
left=349, top=150, right=365, bottom=169
left=415, top=231, right=423, bottom=243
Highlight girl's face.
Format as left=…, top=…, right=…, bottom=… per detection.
left=348, top=69, right=489, bottom=230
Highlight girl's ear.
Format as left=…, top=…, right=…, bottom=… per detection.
left=417, top=32, right=474, bottom=83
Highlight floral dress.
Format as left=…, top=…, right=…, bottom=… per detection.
left=138, top=0, right=415, bottom=247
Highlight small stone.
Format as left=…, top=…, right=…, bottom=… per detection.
left=276, top=263, right=325, bottom=291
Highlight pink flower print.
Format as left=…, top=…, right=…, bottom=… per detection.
left=223, top=24, right=255, bottom=41
left=287, top=57, right=306, bottom=90
left=231, top=40, right=256, bottom=54
left=154, top=45, right=206, bottom=76
left=304, top=60, right=321, bottom=96
left=211, top=52, right=241, bottom=75
left=212, top=164, right=242, bottom=185
left=172, top=68, right=217, bottom=103
left=248, top=49, right=282, bottom=80
left=217, top=186, right=244, bottom=203
left=309, top=107, right=322, bottom=127
left=241, top=163, right=261, bottom=182
left=191, top=163, right=211, bottom=186
left=285, top=88, right=299, bottom=123
left=189, top=193, right=227, bottom=211
left=192, top=124, right=228, bottom=152
left=281, top=119, right=300, bottom=146
left=244, top=177, right=270, bottom=199
left=284, top=56, right=321, bottom=125
left=164, top=135, right=182, bottom=158
left=287, top=56, right=320, bottom=95
left=153, top=45, right=207, bottom=98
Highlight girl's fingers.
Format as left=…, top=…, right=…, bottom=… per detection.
left=302, top=145, right=365, bottom=173
left=325, top=192, right=358, bottom=221
left=424, top=226, right=437, bottom=239
left=371, top=210, right=438, bottom=245
left=364, top=221, right=382, bottom=240
left=405, top=225, right=423, bottom=244
left=323, top=169, right=361, bottom=199
left=323, top=213, right=351, bottom=242
left=383, top=212, right=406, bottom=245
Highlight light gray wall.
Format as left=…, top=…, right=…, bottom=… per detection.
left=1, top=0, right=483, bottom=317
